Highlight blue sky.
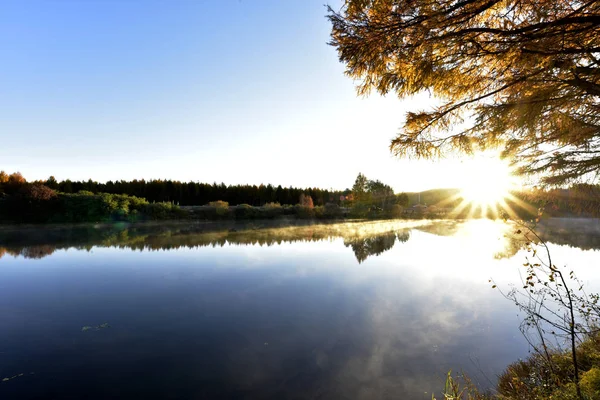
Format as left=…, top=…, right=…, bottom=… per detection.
left=0, top=0, right=486, bottom=192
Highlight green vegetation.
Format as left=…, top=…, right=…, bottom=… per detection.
left=0, top=187, right=183, bottom=224
left=0, top=171, right=412, bottom=224
left=348, top=172, right=409, bottom=218
left=1, top=171, right=347, bottom=207
left=433, top=333, right=600, bottom=400
left=496, top=332, right=600, bottom=400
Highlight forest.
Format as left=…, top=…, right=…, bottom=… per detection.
left=0, top=171, right=408, bottom=223
left=34, top=174, right=349, bottom=207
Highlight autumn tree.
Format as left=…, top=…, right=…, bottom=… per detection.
left=19, top=184, right=57, bottom=201
left=328, top=0, right=600, bottom=185
left=3, top=172, right=27, bottom=194
left=299, top=193, right=314, bottom=208
left=0, top=171, right=7, bottom=195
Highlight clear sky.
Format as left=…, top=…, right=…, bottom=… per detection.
left=0, top=0, right=486, bottom=192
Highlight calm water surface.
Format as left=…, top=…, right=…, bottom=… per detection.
left=1, top=219, right=599, bottom=400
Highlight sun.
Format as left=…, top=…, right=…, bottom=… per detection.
left=459, top=154, right=519, bottom=208
left=434, top=152, right=535, bottom=219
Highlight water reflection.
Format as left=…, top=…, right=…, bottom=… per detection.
left=0, top=220, right=422, bottom=263
left=1, top=219, right=599, bottom=399
left=344, top=231, right=410, bottom=263
left=1, top=218, right=599, bottom=264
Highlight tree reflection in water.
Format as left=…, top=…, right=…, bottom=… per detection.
left=344, top=232, right=409, bottom=263
left=1, top=218, right=599, bottom=262
left=0, top=221, right=420, bottom=262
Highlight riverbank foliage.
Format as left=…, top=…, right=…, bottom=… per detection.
left=435, top=332, right=600, bottom=400
left=496, top=332, right=600, bottom=399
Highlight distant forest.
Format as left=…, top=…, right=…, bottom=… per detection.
left=20, top=175, right=350, bottom=206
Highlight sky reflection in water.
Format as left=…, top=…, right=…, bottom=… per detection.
left=1, top=219, right=599, bottom=399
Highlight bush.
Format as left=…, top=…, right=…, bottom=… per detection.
left=209, top=200, right=230, bottom=217
left=581, top=368, right=600, bottom=398
left=208, top=200, right=229, bottom=208
left=497, top=331, right=600, bottom=400
left=264, top=202, right=281, bottom=209
left=0, top=184, right=60, bottom=222
left=294, top=205, right=314, bottom=219
left=19, top=184, right=57, bottom=201
left=263, top=202, right=283, bottom=218
left=142, top=202, right=183, bottom=220
left=0, top=190, right=187, bottom=223
left=234, top=204, right=257, bottom=219
left=314, top=206, right=325, bottom=218
left=349, top=203, right=369, bottom=218
left=323, top=203, right=343, bottom=218
left=386, top=204, right=404, bottom=218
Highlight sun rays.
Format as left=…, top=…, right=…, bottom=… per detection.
left=432, top=153, right=537, bottom=219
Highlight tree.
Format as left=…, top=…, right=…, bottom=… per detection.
left=352, top=172, right=369, bottom=203
left=0, top=171, right=7, bottom=195
left=328, top=1, right=600, bottom=185
left=45, top=176, right=58, bottom=190
left=396, top=193, right=409, bottom=208
left=4, top=172, right=27, bottom=194
left=367, top=179, right=395, bottom=208
left=299, top=193, right=314, bottom=208
left=19, top=184, right=57, bottom=201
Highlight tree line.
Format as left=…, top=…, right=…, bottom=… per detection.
left=0, top=170, right=413, bottom=223
left=0, top=171, right=349, bottom=207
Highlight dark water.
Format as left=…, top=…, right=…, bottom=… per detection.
left=1, top=219, right=599, bottom=399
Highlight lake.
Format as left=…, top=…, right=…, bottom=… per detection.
left=1, top=219, right=599, bottom=400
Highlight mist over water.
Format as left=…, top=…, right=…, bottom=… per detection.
left=1, top=219, right=599, bottom=399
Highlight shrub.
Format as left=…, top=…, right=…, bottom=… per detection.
left=234, top=204, right=257, bottom=219
left=0, top=184, right=60, bottom=222
left=581, top=368, right=600, bottom=398
left=0, top=190, right=184, bottom=223
left=323, top=203, right=343, bottom=218
left=142, top=202, right=180, bottom=220
left=314, top=205, right=325, bottom=218
left=209, top=200, right=230, bottom=217
left=19, top=184, right=57, bottom=201
left=208, top=200, right=229, bottom=208
left=263, top=202, right=283, bottom=218
left=263, top=202, right=281, bottom=209
left=387, top=204, right=404, bottom=218
left=349, top=203, right=369, bottom=218
left=294, top=204, right=314, bottom=219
